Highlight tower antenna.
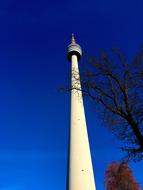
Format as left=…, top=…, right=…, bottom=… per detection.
left=71, top=33, right=76, bottom=44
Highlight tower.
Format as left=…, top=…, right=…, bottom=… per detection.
left=67, top=34, right=96, bottom=190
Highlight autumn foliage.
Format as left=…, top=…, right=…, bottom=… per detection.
left=104, top=161, right=140, bottom=190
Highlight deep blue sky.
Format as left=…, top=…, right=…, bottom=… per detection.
left=0, top=0, right=143, bottom=189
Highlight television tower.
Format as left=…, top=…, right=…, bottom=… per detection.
left=67, top=34, right=96, bottom=190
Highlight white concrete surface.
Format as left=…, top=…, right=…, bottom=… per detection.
left=68, top=54, right=96, bottom=190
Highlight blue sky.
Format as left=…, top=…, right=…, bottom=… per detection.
left=0, top=0, right=143, bottom=189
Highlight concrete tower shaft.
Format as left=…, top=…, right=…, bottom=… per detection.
left=67, top=34, right=96, bottom=190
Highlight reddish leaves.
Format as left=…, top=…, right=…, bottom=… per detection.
left=104, top=161, right=140, bottom=190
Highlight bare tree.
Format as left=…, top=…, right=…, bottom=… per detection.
left=73, top=48, right=143, bottom=161
left=104, top=161, right=140, bottom=190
